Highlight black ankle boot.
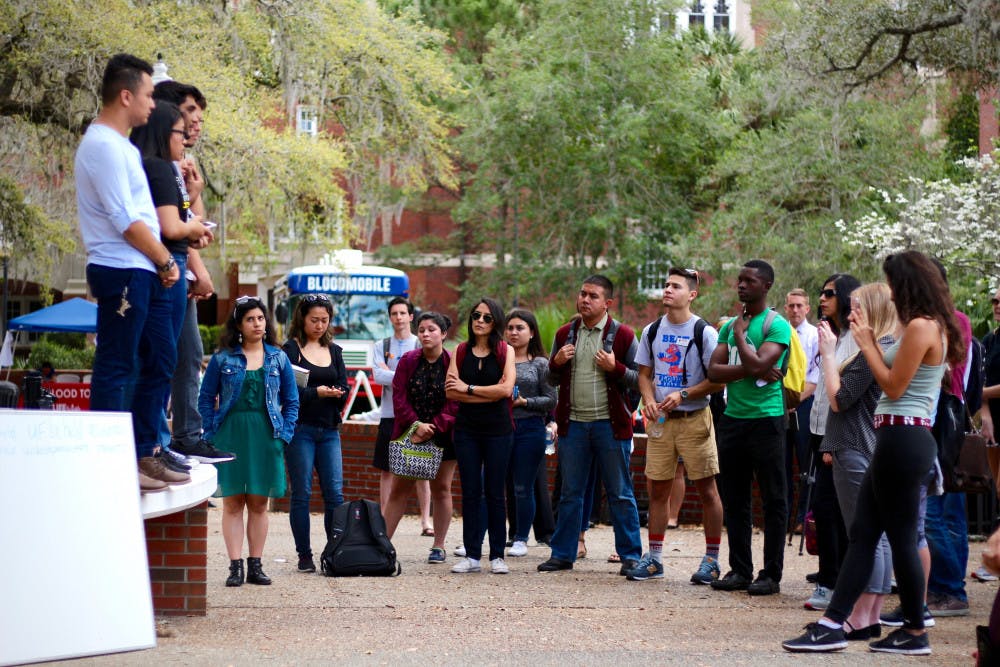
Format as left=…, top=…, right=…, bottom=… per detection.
left=246, top=557, right=271, bottom=585
left=226, top=559, right=244, bottom=587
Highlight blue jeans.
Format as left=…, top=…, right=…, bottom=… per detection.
left=170, top=293, right=204, bottom=447
left=156, top=253, right=190, bottom=448
left=550, top=420, right=642, bottom=563
left=926, top=492, right=969, bottom=601
left=511, top=417, right=546, bottom=542
left=87, top=265, right=176, bottom=458
left=286, top=424, right=344, bottom=556
left=454, top=428, right=513, bottom=561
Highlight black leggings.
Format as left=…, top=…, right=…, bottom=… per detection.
left=826, top=424, right=937, bottom=630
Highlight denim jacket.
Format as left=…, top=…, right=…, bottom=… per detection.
left=198, top=343, right=299, bottom=444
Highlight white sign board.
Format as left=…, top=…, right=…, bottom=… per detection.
left=0, top=410, right=155, bottom=665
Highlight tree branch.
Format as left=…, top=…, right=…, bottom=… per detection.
left=822, top=11, right=966, bottom=89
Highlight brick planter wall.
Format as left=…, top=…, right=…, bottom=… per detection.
left=145, top=502, right=208, bottom=616
left=271, top=425, right=771, bottom=528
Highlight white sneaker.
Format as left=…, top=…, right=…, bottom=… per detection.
left=453, top=544, right=467, bottom=557
left=490, top=558, right=509, bottom=574
left=451, top=557, right=480, bottom=573
left=508, top=541, right=528, bottom=557
left=973, top=565, right=999, bottom=582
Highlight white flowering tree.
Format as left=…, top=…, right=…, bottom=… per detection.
left=836, top=153, right=1000, bottom=326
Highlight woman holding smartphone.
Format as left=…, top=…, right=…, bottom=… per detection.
left=783, top=251, right=965, bottom=655
left=282, top=294, right=349, bottom=574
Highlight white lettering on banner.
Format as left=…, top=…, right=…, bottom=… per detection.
left=304, top=275, right=393, bottom=293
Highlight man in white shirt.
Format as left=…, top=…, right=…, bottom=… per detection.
left=75, top=53, right=182, bottom=492
left=784, top=288, right=819, bottom=532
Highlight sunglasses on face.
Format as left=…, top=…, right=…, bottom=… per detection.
left=471, top=311, right=494, bottom=324
left=818, top=289, right=837, bottom=299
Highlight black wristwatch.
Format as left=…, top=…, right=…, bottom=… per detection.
left=467, top=384, right=475, bottom=395
left=157, top=256, right=176, bottom=274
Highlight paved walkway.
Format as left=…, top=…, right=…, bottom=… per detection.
left=67, top=510, right=990, bottom=665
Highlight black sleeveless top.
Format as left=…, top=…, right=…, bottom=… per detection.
left=455, top=348, right=511, bottom=435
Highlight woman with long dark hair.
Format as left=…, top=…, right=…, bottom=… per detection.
left=803, top=272, right=860, bottom=611
left=382, top=312, right=459, bottom=564
left=282, top=294, right=349, bottom=573
left=446, top=298, right=516, bottom=574
left=130, top=100, right=213, bottom=474
left=784, top=251, right=965, bottom=655
left=504, top=308, right=557, bottom=557
left=199, top=297, right=299, bottom=587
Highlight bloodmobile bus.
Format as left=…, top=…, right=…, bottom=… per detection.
left=272, top=252, right=409, bottom=399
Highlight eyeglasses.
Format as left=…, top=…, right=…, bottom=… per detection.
left=233, top=295, right=264, bottom=316
left=818, top=289, right=837, bottom=299
left=471, top=311, right=494, bottom=324
left=302, top=294, right=331, bottom=304
left=171, top=129, right=191, bottom=141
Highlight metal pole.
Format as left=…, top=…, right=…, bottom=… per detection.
left=1, top=255, right=8, bottom=342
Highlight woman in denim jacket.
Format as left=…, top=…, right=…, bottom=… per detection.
left=199, top=296, right=299, bottom=587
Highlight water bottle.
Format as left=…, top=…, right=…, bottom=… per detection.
left=648, top=413, right=666, bottom=438
left=544, top=423, right=556, bottom=455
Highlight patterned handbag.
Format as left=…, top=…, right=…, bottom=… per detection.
left=387, top=423, right=443, bottom=480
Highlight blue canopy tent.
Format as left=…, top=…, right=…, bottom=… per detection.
left=7, top=298, right=97, bottom=333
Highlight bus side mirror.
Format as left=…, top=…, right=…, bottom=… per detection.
left=275, top=302, right=288, bottom=324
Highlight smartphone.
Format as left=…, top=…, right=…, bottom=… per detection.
left=851, top=295, right=861, bottom=312
left=202, top=221, right=217, bottom=230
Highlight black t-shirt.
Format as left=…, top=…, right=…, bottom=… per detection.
left=142, top=157, right=189, bottom=255
left=455, top=347, right=511, bottom=435
left=281, top=339, right=348, bottom=429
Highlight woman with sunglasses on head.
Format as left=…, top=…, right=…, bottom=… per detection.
left=802, top=273, right=860, bottom=612
left=446, top=298, right=516, bottom=574
left=130, top=100, right=213, bottom=475
left=281, top=294, right=349, bottom=574
left=382, top=312, right=459, bottom=564
left=504, top=308, right=558, bottom=557
left=815, top=283, right=897, bottom=640
left=199, top=297, right=299, bottom=587
left=783, top=251, right=965, bottom=655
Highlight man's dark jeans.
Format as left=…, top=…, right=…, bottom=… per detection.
left=718, top=414, right=788, bottom=581
left=87, top=264, right=176, bottom=458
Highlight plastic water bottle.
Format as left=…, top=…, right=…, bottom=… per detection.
left=544, top=423, right=556, bottom=455
left=648, top=413, right=665, bottom=438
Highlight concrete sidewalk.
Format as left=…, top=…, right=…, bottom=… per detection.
left=68, top=510, right=990, bottom=665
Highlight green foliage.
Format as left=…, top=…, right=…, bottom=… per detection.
left=199, top=324, right=224, bottom=355
left=944, top=92, right=980, bottom=168
left=23, top=336, right=95, bottom=370
left=0, top=175, right=74, bottom=297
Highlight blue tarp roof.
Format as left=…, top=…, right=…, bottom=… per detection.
left=8, top=298, right=97, bottom=333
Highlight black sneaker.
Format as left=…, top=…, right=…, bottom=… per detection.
left=747, top=574, right=780, bottom=596
left=869, top=628, right=931, bottom=655
left=711, top=570, right=751, bottom=591
left=297, top=553, right=316, bottom=573
left=172, top=439, right=236, bottom=463
left=157, top=447, right=192, bottom=472
left=782, top=622, right=848, bottom=652
left=880, top=604, right=935, bottom=628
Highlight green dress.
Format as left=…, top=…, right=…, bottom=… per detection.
left=214, top=368, right=287, bottom=498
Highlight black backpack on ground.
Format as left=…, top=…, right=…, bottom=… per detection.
left=320, top=499, right=401, bottom=577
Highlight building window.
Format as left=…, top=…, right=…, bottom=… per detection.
left=296, top=105, right=318, bottom=137
left=638, top=258, right=672, bottom=299
left=689, top=1, right=705, bottom=29
left=713, top=0, right=729, bottom=32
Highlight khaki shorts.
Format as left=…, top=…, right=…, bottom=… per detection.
left=645, top=407, right=719, bottom=481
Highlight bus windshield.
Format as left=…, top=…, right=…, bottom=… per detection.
left=287, top=293, right=395, bottom=341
